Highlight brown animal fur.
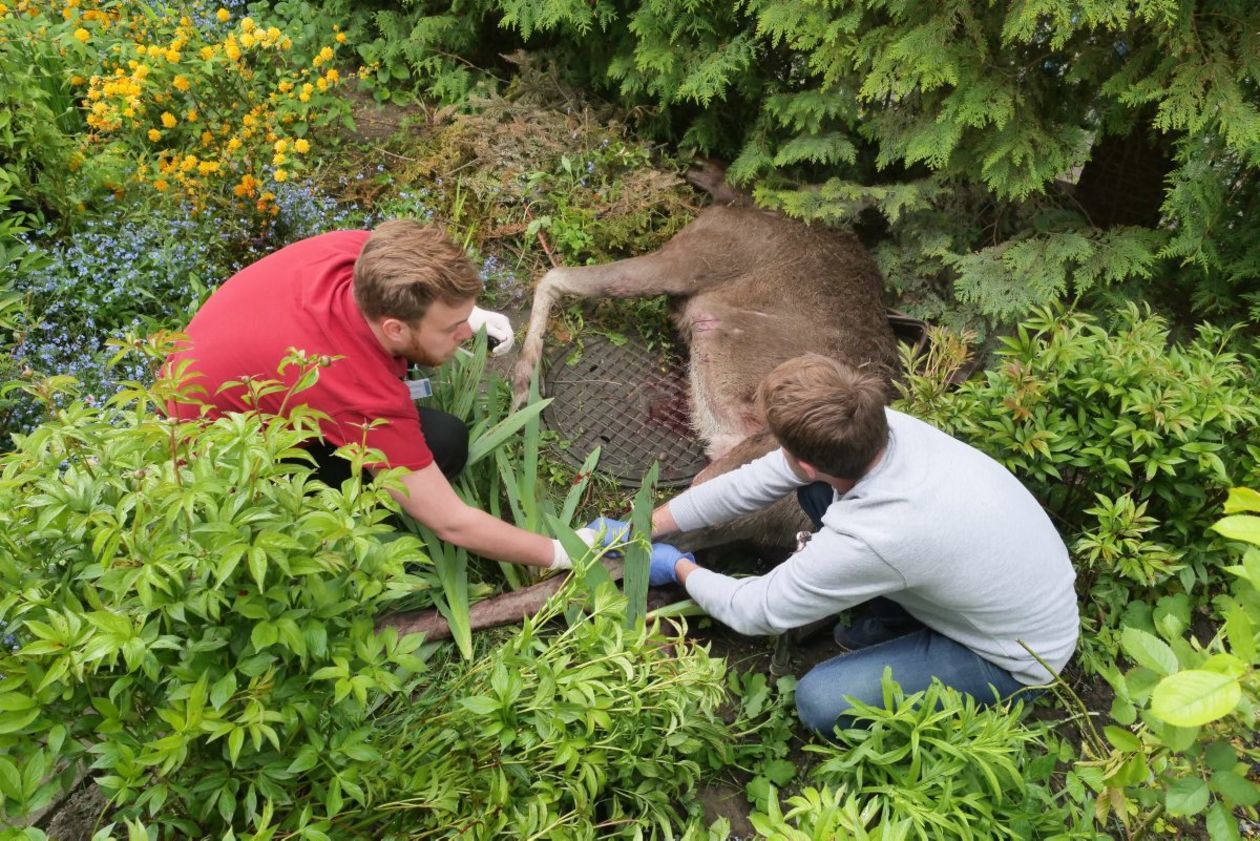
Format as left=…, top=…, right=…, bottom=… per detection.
left=512, top=168, right=899, bottom=551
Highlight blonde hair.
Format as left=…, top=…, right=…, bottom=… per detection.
left=353, top=220, right=481, bottom=322
left=757, top=354, right=888, bottom=479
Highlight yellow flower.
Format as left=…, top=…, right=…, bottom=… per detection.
left=180, top=154, right=198, bottom=171
left=226, top=137, right=242, bottom=152
left=70, top=74, right=84, bottom=85
left=273, top=168, right=288, bottom=182
left=197, top=160, right=219, bottom=176
left=319, top=46, right=334, bottom=62
left=315, top=77, right=328, bottom=92
left=272, top=152, right=286, bottom=166
left=200, top=130, right=213, bottom=145
left=240, top=16, right=255, bottom=32
left=160, top=111, right=177, bottom=127
left=294, top=138, right=309, bottom=154
left=278, top=80, right=293, bottom=93
left=298, top=91, right=310, bottom=103
left=173, top=74, right=189, bottom=91
left=215, top=7, right=229, bottom=22
left=266, top=27, right=280, bottom=41
left=273, top=138, right=288, bottom=153
left=240, top=31, right=254, bottom=48
left=136, top=45, right=146, bottom=55
left=148, top=128, right=161, bottom=141
left=225, top=43, right=240, bottom=61
left=134, top=64, right=149, bottom=79
left=335, top=32, right=346, bottom=43
left=325, top=68, right=340, bottom=83
left=73, top=27, right=89, bottom=42
left=164, top=49, right=180, bottom=63
left=186, top=109, right=197, bottom=122
left=154, top=178, right=169, bottom=191
left=199, top=45, right=215, bottom=60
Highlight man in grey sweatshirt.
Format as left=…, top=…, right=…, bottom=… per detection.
left=601, top=353, right=1079, bottom=736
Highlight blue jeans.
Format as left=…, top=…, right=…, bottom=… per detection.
left=792, top=482, right=1032, bottom=736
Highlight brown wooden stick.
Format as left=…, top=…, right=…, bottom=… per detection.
left=377, top=558, right=625, bottom=641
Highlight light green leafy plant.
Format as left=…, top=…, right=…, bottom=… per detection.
left=1075, top=488, right=1260, bottom=838
left=805, top=673, right=1091, bottom=840
left=0, top=345, right=435, bottom=836
left=357, top=570, right=735, bottom=838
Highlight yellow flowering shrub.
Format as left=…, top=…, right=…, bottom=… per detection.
left=0, top=0, right=353, bottom=223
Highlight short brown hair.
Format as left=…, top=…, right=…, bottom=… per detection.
left=757, top=354, right=889, bottom=479
left=353, top=220, right=481, bottom=322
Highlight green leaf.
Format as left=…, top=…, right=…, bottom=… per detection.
left=0, top=756, right=21, bottom=800
left=0, top=693, right=35, bottom=712
left=1104, top=725, right=1141, bottom=752
left=764, top=759, right=795, bottom=786
left=1212, top=770, right=1260, bottom=808
left=1223, top=488, right=1260, bottom=515
left=1120, top=626, right=1179, bottom=676
left=1213, top=515, right=1260, bottom=546
left=1151, top=670, right=1242, bottom=727
left=0, top=708, right=40, bottom=734
left=1206, top=801, right=1242, bottom=841
left=1165, top=776, right=1210, bottom=817
left=460, top=695, right=499, bottom=715
left=286, top=745, right=319, bottom=774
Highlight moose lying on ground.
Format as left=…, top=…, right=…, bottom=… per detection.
left=510, top=165, right=900, bottom=551
left=381, top=166, right=903, bottom=641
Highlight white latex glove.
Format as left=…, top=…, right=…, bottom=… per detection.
left=550, top=527, right=598, bottom=570
left=467, top=306, right=514, bottom=356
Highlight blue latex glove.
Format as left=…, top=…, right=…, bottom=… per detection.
left=649, top=542, right=694, bottom=587
left=586, top=517, right=631, bottom=548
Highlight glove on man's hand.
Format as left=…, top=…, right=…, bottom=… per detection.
left=586, top=517, right=631, bottom=548
left=550, top=527, right=598, bottom=570
left=467, top=306, right=515, bottom=356
left=649, top=543, right=693, bottom=587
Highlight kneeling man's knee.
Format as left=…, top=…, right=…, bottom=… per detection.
left=794, top=658, right=887, bottom=736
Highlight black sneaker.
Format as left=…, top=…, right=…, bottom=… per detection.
left=832, top=616, right=912, bottom=651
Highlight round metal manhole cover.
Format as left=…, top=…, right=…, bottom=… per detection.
left=542, top=334, right=709, bottom=487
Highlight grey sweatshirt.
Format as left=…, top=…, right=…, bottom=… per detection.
left=671, top=409, right=1079, bottom=684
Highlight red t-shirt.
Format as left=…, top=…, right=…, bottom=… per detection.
left=168, top=230, right=434, bottom=471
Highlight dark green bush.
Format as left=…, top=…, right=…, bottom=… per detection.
left=323, top=0, right=1260, bottom=325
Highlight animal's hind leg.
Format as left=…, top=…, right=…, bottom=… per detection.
left=511, top=252, right=721, bottom=407
left=672, top=431, right=812, bottom=555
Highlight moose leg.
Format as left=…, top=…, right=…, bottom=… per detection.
left=511, top=251, right=723, bottom=407
left=672, top=430, right=813, bottom=555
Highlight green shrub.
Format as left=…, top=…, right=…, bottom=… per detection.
left=1, top=0, right=353, bottom=225
left=359, top=581, right=734, bottom=838
left=0, top=350, right=437, bottom=835
left=1065, top=488, right=1260, bottom=836
left=800, top=674, right=1092, bottom=839
left=896, top=305, right=1260, bottom=663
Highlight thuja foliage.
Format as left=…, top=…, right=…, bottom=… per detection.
left=896, top=305, right=1260, bottom=660
left=323, top=0, right=1260, bottom=322
left=0, top=351, right=439, bottom=836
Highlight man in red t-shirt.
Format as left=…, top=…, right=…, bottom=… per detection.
left=169, top=219, right=590, bottom=571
